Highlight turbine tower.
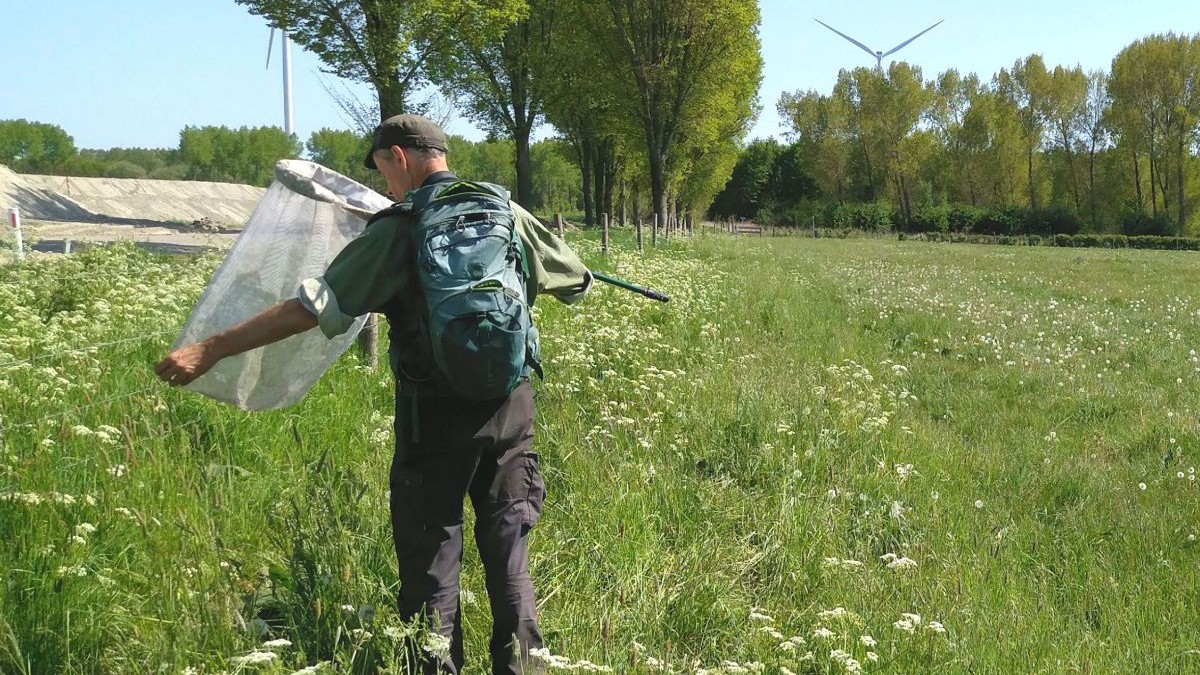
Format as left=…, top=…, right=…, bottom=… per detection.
left=815, top=19, right=944, bottom=71
left=266, top=28, right=295, bottom=135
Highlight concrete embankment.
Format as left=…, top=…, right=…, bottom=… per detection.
left=0, top=164, right=264, bottom=254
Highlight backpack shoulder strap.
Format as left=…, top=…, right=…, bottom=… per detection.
left=366, top=200, right=413, bottom=227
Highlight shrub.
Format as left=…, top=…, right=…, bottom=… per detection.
left=947, top=204, right=983, bottom=233
left=973, top=206, right=1025, bottom=235
left=907, top=204, right=950, bottom=233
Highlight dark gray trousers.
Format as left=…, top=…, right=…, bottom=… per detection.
left=390, top=381, right=546, bottom=674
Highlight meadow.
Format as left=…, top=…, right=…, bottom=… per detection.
left=1, top=231, right=1199, bottom=674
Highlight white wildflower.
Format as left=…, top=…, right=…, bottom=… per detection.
left=230, top=651, right=278, bottom=666
left=262, top=638, right=292, bottom=649
left=748, top=609, right=773, bottom=622
left=422, top=633, right=451, bottom=660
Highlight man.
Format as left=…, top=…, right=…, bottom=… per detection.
left=156, top=114, right=593, bottom=674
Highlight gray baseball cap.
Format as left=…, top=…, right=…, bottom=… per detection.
left=363, top=114, right=449, bottom=169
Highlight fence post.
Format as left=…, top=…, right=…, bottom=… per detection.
left=358, top=316, right=379, bottom=369
left=9, top=207, right=23, bottom=261
left=602, top=212, right=609, bottom=253
left=812, top=215, right=817, bottom=238
left=652, top=213, right=659, bottom=248
left=636, top=217, right=644, bottom=252
left=556, top=213, right=564, bottom=238
left=64, top=239, right=72, bottom=254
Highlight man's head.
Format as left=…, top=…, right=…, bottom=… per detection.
left=364, top=114, right=450, bottom=198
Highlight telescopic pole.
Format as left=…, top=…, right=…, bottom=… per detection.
left=590, top=270, right=669, bottom=303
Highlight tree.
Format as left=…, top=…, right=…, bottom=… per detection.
left=778, top=89, right=853, bottom=202
left=431, top=0, right=557, bottom=205
left=0, top=120, right=76, bottom=173
left=236, top=0, right=525, bottom=120
left=1082, top=71, right=1112, bottom=227
left=1108, top=34, right=1200, bottom=233
left=178, top=126, right=301, bottom=185
left=1040, top=65, right=1088, bottom=213
left=710, top=139, right=778, bottom=218
left=996, top=55, right=1050, bottom=211
left=578, top=0, right=762, bottom=224
left=307, top=127, right=373, bottom=183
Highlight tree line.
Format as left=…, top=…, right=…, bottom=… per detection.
left=713, top=33, right=1200, bottom=237
left=0, top=119, right=584, bottom=215
left=237, top=0, right=763, bottom=226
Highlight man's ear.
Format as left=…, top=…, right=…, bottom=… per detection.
left=391, top=145, right=408, bottom=169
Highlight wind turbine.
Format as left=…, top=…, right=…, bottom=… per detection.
left=265, top=27, right=295, bottom=135
left=815, top=19, right=944, bottom=71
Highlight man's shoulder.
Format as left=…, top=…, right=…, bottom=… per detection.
left=367, top=201, right=413, bottom=227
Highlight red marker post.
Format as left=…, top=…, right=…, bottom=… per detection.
left=8, top=207, right=23, bottom=261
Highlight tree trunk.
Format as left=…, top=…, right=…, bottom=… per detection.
left=618, top=180, right=627, bottom=227
left=1149, top=134, right=1159, bottom=216
left=650, top=150, right=667, bottom=239
left=580, top=138, right=594, bottom=227
left=1027, top=148, right=1037, bottom=212
left=592, top=143, right=605, bottom=229
left=1133, top=150, right=1143, bottom=207
left=514, top=124, right=534, bottom=207
left=376, top=79, right=407, bottom=119
left=1179, top=135, right=1187, bottom=236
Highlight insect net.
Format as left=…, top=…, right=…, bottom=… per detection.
left=172, top=160, right=392, bottom=410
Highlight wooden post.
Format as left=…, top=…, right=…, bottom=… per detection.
left=601, top=213, right=609, bottom=253
left=687, top=215, right=693, bottom=237
left=652, top=213, right=659, bottom=247
left=636, top=217, right=644, bottom=252
left=556, top=213, right=564, bottom=238
left=358, top=315, right=379, bottom=369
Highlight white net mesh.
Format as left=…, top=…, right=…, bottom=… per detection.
left=172, top=160, right=392, bottom=410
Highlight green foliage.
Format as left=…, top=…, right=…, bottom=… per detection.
left=306, top=128, right=373, bottom=185
left=916, top=230, right=1200, bottom=251
left=178, top=125, right=301, bottom=186
left=0, top=119, right=77, bottom=173
left=236, top=0, right=526, bottom=119
left=102, top=161, right=148, bottom=180
left=709, top=139, right=779, bottom=219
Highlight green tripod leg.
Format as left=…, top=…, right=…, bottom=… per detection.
left=590, top=271, right=670, bottom=303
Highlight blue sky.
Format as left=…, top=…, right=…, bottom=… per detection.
left=1, top=0, right=1196, bottom=151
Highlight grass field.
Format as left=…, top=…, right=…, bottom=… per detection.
left=1, top=231, right=1199, bottom=674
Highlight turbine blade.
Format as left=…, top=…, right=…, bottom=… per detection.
left=814, top=19, right=878, bottom=60
left=266, top=28, right=275, bottom=69
left=882, top=19, right=944, bottom=58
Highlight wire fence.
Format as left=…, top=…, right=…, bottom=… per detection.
left=0, top=328, right=178, bottom=373
left=0, top=351, right=372, bottom=437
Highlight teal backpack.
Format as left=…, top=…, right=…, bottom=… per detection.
left=400, top=180, right=541, bottom=400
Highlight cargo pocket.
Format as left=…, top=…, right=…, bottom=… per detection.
left=521, top=452, right=545, bottom=533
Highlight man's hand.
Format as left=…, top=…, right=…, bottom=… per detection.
left=155, top=341, right=220, bottom=387
left=153, top=299, right=319, bottom=389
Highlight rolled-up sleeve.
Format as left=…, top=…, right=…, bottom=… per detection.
left=512, top=203, right=593, bottom=305
left=295, top=214, right=411, bottom=339
left=297, top=276, right=357, bottom=338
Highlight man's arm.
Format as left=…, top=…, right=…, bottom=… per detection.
left=154, top=299, right=317, bottom=386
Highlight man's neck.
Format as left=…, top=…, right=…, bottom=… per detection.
left=421, top=169, right=457, bottom=187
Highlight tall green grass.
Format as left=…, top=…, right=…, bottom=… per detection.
left=1, top=234, right=1199, bottom=673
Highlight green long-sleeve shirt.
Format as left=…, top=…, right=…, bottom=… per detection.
left=297, top=176, right=591, bottom=378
